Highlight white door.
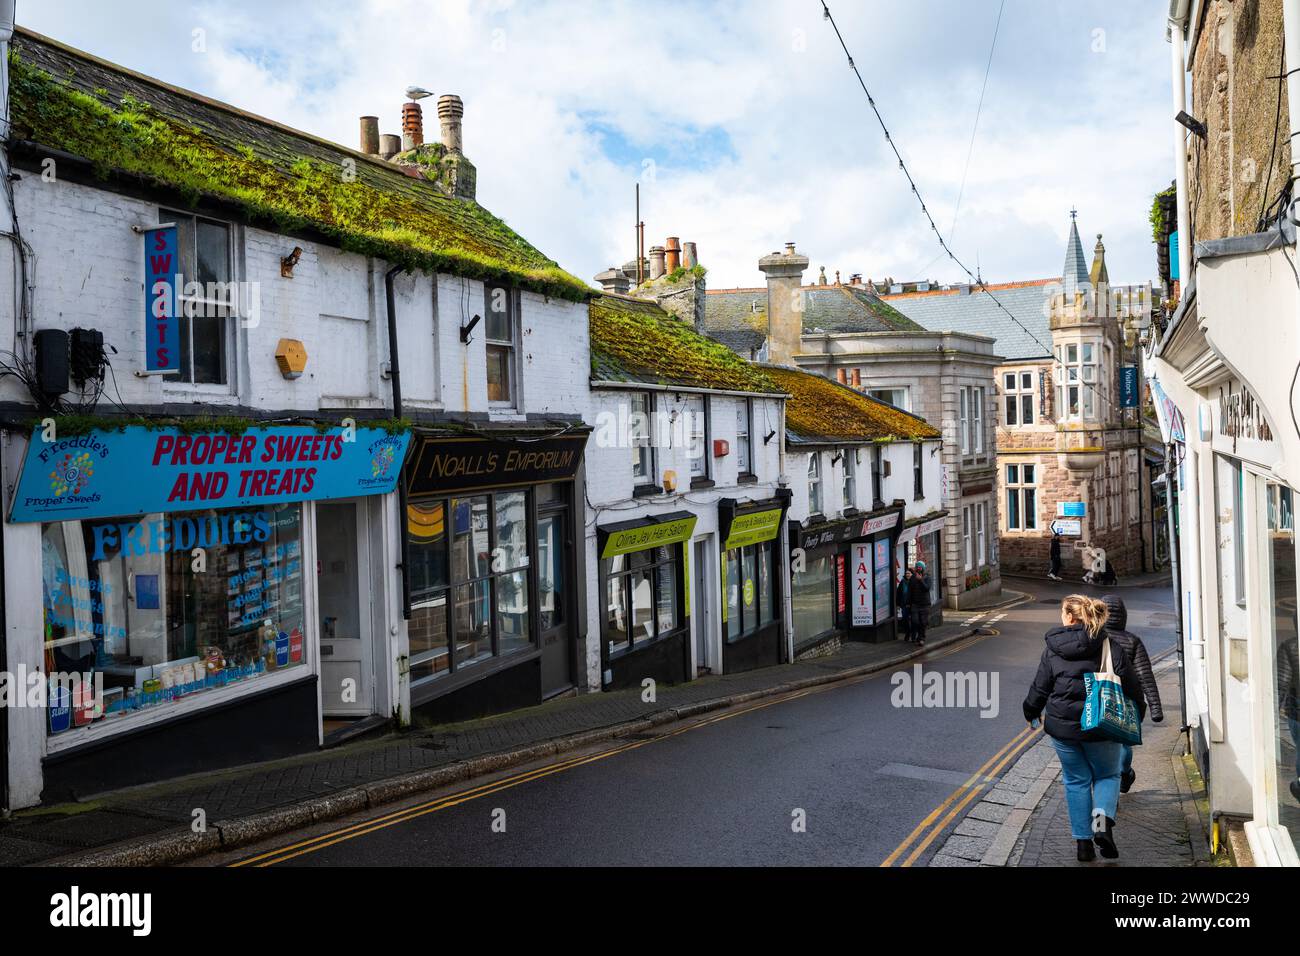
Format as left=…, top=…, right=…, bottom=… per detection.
left=316, top=501, right=373, bottom=716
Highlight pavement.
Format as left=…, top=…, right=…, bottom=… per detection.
left=1, top=618, right=983, bottom=866
left=929, top=659, right=1214, bottom=867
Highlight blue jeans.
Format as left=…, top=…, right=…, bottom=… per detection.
left=1121, top=744, right=1134, bottom=777
left=1051, top=738, right=1124, bottom=840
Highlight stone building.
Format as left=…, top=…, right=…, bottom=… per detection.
left=701, top=247, right=1003, bottom=610
left=884, top=218, right=1161, bottom=578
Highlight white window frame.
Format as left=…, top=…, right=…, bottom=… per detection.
left=1004, top=462, right=1039, bottom=532
left=1054, top=340, right=1101, bottom=423
left=485, top=283, right=519, bottom=407
left=736, top=399, right=753, bottom=476
left=962, top=505, right=973, bottom=572
left=631, top=391, right=655, bottom=487
left=842, top=448, right=857, bottom=511
left=1126, top=449, right=1140, bottom=522
left=1002, top=370, right=1036, bottom=427
left=685, top=394, right=710, bottom=481
left=160, top=208, right=237, bottom=390
left=1108, top=451, right=1122, bottom=529
left=808, top=453, right=823, bottom=516
left=959, top=388, right=970, bottom=456
left=976, top=501, right=987, bottom=566
left=972, top=387, right=985, bottom=455
left=868, top=386, right=910, bottom=412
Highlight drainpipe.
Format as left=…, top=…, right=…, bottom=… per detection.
left=386, top=265, right=412, bottom=619
left=1168, top=3, right=1192, bottom=287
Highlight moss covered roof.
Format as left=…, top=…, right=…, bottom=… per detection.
left=9, top=29, right=589, bottom=301
left=764, top=366, right=941, bottom=444
left=589, top=294, right=782, bottom=394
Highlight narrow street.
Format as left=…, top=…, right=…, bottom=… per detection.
left=215, top=578, right=1177, bottom=867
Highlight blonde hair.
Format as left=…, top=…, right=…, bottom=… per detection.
left=1062, top=594, right=1109, bottom=637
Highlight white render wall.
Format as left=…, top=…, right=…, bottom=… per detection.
left=0, top=176, right=590, bottom=418
left=785, top=439, right=944, bottom=526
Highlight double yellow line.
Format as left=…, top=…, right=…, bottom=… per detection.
left=880, top=722, right=1042, bottom=867
left=232, top=689, right=816, bottom=867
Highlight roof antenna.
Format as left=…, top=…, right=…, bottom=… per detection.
left=976, top=249, right=983, bottom=286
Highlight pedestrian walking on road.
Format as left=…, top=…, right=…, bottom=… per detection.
left=1048, top=531, right=1063, bottom=581
left=896, top=573, right=913, bottom=642
left=1023, top=594, right=1145, bottom=862
left=906, top=562, right=931, bottom=647
left=1102, top=595, right=1163, bottom=793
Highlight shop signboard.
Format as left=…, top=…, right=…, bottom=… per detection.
left=143, top=224, right=180, bottom=374
left=1057, top=501, right=1087, bottom=519
left=873, top=540, right=891, bottom=619
left=860, top=512, right=899, bottom=537
left=897, top=514, right=947, bottom=547
left=1120, top=366, right=1139, bottom=408
left=851, top=543, right=874, bottom=627
left=1051, top=518, right=1082, bottom=537
left=406, top=432, right=587, bottom=495
left=8, top=425, right=411, bottom=523
left=600, top=514, right=697, bottom=559
left=723, top=508, right=784, bottom=549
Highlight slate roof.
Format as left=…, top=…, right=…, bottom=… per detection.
left=589, top=294, right=783, bottom=394
left=882, top=279, right=1057, bottom=362
left=702, top=284, right=922, bottom=356
left=763, top=367, right=941, bottom=445
left=8, top=28, right=589, bottom=301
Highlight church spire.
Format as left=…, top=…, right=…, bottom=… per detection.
left=1089, top=233, right=1109, bottom=288
left=1062, top=209, right=1089, bottom=293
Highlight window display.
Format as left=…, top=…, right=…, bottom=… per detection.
left=603, top=545, right=682, bottom=656
left=42, top=504, right=305, bottom=736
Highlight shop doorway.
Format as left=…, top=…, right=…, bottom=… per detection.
left=537, top=507, right=573, bottom=697
left=693, top=537, right=714, bottom=674
left=316, top=501, right=374, bottom=720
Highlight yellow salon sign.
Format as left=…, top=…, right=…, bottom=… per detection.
left=601, top=515, right=698, bottom=559
left=724, top=508, right=783, bottom=549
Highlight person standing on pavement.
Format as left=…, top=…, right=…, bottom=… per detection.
left=1102, top=595, right=1163, bottom=793
left=1023, top=595, right=1145, bottom=862
left=896, top=572, right=913, bottom=642
left=906, top=562, right=932, bottom=647
left=1048, top=531, right=1063, bottom=581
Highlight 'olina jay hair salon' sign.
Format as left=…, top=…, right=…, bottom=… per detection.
left=8, top=425, right=410, bottom=523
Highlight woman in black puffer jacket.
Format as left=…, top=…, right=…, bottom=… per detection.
left=1102, top=595, right=1163, bottom=794
left=1023, top=595, right=1145, bottom=862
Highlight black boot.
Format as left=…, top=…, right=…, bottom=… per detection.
left=1093, top=816, right=1119, bottom=859
left=1076, top=839, right=1096, bottom=862
left=1120, top=769, right=1136, bottom=793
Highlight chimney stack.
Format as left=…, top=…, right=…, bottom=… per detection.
left=665, top=237, right=681, bottom=273
left=758, top=242, right=810, bottom=367
left=595, top=267, right=631, bottom=295
left=379, top=134, right=401, bottom=160
left=649, top=245, right=666, bottom=280
left=683, top=242, right=698, bottom=269
left=401, top=101, right=424, bottom=150
left=851, top=368, right=861, bottom=388
left=359, top=116, right=380, bottom=155
left=438, top=95, right=464, bottom=153
left=837, top=368, right=848, bottom=384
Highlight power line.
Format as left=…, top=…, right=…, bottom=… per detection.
left=949, top=0, right=1004, bottom=244
left=819, top=0, right=1123, bottom=414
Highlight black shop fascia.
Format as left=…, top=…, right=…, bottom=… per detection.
left=401, top=426, right=590, bottom=722
left=718, top=491, right=791, bottom=674
left=789, top=500, right=907, bottom=649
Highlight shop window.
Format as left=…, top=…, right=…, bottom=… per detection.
left=406, top=490, right=534, bottom=684
left=724, top=540, right=776, bottom=643
left=631, top=392, right=655, bottom=488
left=485, top=283, right=517, bottom=404
left=161, top=209, right=234, bottom=386
left=1005, top=463, right=1038, bottom=531
left=808, top=454, right=823, bottom=516
left=1003, top=371, right=1035, bottom=426
left=736, top=399, right=753, bottom=476
left=603, top=545, right=682, bottom=656
left=1266, top=482, right=1299, bottom=852
left=41, top=505, right=305, bottom=737
left=792, top=552, right=836, bottom=645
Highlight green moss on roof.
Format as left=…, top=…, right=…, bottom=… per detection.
left=765, top=366, right=940, bottom=444
left=9, top=49, right=589, bottom=301
left=589, top=295, right=781, bottom=393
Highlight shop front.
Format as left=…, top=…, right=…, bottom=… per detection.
left=1, top=422, right=409, bottom=804
left=402, top=429, right=588, bottom=723
left=597, top=511, right=697, bottom=690
left=719, top=495, right=790, bottom=673
left=897, top=513, right=947, bottom=626
left=789, top=505, right=905, bottom=652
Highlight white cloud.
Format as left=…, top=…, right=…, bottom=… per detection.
left=17, top=0, right=1173, bottom=290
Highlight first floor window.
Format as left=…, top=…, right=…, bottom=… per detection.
left=808, top=454, right=823, bottom=515
left=1005, top=463, right=1039, bottom=531
left=913, top=442, right=924, bottom=500
left=842, top=449, right=857, bottom=511
left=1055, top=342, right=1099, bottom=422
left=871, top=446, right=884, bottom=505
left=41, top=503, right=304, bottom=737
left=604, top=545, right=681, bottom=655
left=1108, top=452, right=1123, bottom=530
left=685, top=394, right=709, bottom=479
left=485, top=283, right=517, bottom=404
left=1003, top=371, right=1036, bottom=426
left=161, top=208, right=234, bottom=385
left=736, top=399, right=753, bottom=475
left=868, top=387, right=909, bottom=411
left=724, top=541, right=777, bottom=642
left=407, top=490, right=533, bottom=682
left=631, top=392, right=655, bottom=487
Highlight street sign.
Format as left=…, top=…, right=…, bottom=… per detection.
left=1051, top=518, right=1082, bottom=536
left=1120, top=366, right=1139, bottom=408
left=1058, top=501, right=1087, bottom=518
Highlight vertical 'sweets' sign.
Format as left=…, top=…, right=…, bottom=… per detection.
left=144, top=225, right=180, bottom=374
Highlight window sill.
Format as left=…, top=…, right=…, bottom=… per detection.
left=410, top=647, right=541, bottom=705
left=690, top=477, right=716, bottom=490
left=736, top=473, right=758, bottom=486
left=607, top=625, right=688, bottom=662
left=633, top=484, right=663, bottom=499
left=843, top=507, right=860, bottom=518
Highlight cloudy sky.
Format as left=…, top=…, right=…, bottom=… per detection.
left=21, top=0, right=1172, bottom=290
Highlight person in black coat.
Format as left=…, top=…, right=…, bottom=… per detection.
left=896, top=574, right=912, bottom=642
left=1048, top=532, right=1063, bottom=581
left=905, top=562, right=932, bottom=646
left=1023, top=595, right=1145, bottom=862
left=1102, top=595, right=1163, bottom=793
